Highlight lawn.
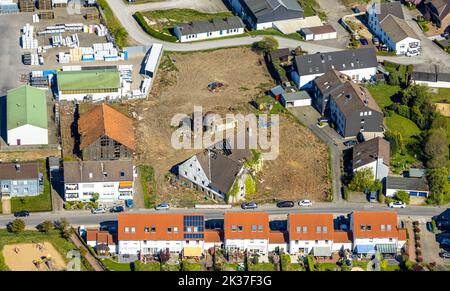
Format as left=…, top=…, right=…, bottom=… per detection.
left=248, top=263, right=276, bottom=271
left=101, top=258, right=133, bottom=271
left=139, top=165, right=156, bottom=208
left=182, top=261, right=204, bottom=271
left=351, top=260, right=369, bottom=270
left=135, top=260, right=161, bottom=271
left=161, top=263, right=181, bottom=271
left=298, top=0, right=327, bottom=20
left=317, top=262, right=339, bottom=271
left=284, top=263, right=305, bottom=271
left=141, top=9, right=233, bottom=34
left=390, top=150, right=421, bottom=174
left=385, top=113, right=421, bottom=142
left=366, top=84, right=401, bottom=108
left=10, top=160, right=52, bottom=212
left=97, top=0, right=128, bottom=47
left=0, top=229, right=90, bottom=271
left=429, top=88, right=450, bottom=103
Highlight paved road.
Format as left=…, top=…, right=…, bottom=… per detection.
left=1, top=203, right=447, bottom=229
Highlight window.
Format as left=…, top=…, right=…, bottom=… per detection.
left=251, top=225, right=256, bottom=232
left=151, top=227, right=156, bottom=233
left=168, top=227, right=172, bottom=233
left=316, top=226, right=322, bottom=233
left=144, top=227, right=150, bottom=233
left=231, top=225, right=237, bottom=232
left=187, top=227, right=192, bottom=232
left=389, top=238, right=393, bottom=242
left=380, top=224, right=385, bottom=231
left=325, top=240, right=329, bottom=243
left=302, top=226, right=308, bottom=233
left=238, top=225, right=243, bottom=232
left=124, top=227, right=130, bottom=233
left=323, top=226, right=328, bottom=233
left=366, top=225, right=372, bottom=231
left=315, top=240, right=319, bottom=244
left=387, top=225, right=392, bottom=231
left=131, top=227, right=136, bottom=233
left=174, top=227, right=178, bottom=233
left=360, top=224, right=365, bottom=231
left=258, top=225, right=263, bottom=232
left=120, top=171, right=125, bottom=177
left=296, top=226, right=301, bottom=233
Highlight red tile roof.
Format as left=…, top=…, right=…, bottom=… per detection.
left=333, top=230, right=352, bottom=243
left=204, top=229, right=223, bottom=243
left=269, top=231, right=288, bottom=244
left=86, top=229, right=115, bottom=245
left=288, top=213, right=334, bottom=240
left=351, top=211, right=400, bottom=239
left=118, top=213, right=205, bottom=241
left=224, top=212, right=269, bottom=240
left=78, top=103, right=135, bottom=151
left=398, top=229, right=407, bottom=241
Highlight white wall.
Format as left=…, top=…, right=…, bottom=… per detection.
left=268, top=243, right=288, bottom=252
left=354, top=159, right=389, bottom=181
left=313, top=32, right=337, bottom=41
left=395, top=37, right=421, bottom=55
left=282, top=97, right=311, bottom=108
left=256, top=22, right=274, bottom=30
left=294, top=67, right=377, bottom=89
left=58, top=90, right=121, bottom=101
left=8, top=124, right=48, bottom=145
left=224, top=238, right=268, bottom=254
left=175, top=27, right=244, bottom=42
left=64, top=180, right=134, bottom=202
left=288, top=240, right=332, bottom=255
left=119, top=240, right=205, bottom=255
left=353, top=237, right=400, bottom=251
left=413, top=80, right=450, bottom=88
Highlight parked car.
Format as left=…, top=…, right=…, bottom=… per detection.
left=372, top=37, right=380, bottom=45
left=440, top=251, right=450, bottom=259
left=343, top=140, right=358, bottom=147
left=91, top=207, right=106, bottom=214
left=110, top=206, right=125, bottom=213
left=298, top=199, right=313, bottom=207
left=276, top=201, right=295, bottom=208
left=389, top=201, right=406, bottom=208
left=125, top=199, right=134, bottom=208
left=241, top=201, right=258, bottom=209
left=437, top=220, right=450, bottom=231
left=360, top=38, right=369, bottom=46
left=368, top=191, right=378, bottom=203
left=14, top=210, right=30, bottom=217
left=155, top=202, right=170, bottom=211
left=406, top=50, right=420, bottom=57
left=432, top=215, right=449, bottom=223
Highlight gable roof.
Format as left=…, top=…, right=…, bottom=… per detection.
left=86, top=229, right=116, bottom=245
left=352, top=137, right=390, bottom=168
left=288, top=213, right=334, bottom=241
left=268, top=231, right=288, bottom=244
left=241, top=0, right=304, bottom=22
left=6, top=85, right=48, bottom=130
left=426, top=0, right=450, bottom=19
left=373, top=1, right=405, bottom=22
left=351, top=211, right=400, bottom=239
left=118, top=213, right=205, bottom=241
left=224, top=212, right=269, bottom=239
left=57, top=68, right=120, bottom=91
left=0, top=162, right=39, bottom=180
left=294, top=48, right=378, bottom=76
left=313, top=69, right=349, bottom=95
left=379, top=14, right=419, bottom=42
left=63, top=160, right=134, bottom=183
left=386, top=176, right=429, bottom=192
left=78, top=103, right=135, bottom=150
left=176, top=16, right=244, bottom=36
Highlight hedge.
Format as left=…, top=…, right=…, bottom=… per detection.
left=134, top=12, right=178, bottom=42
left=97, top=0, right=128, bottom=48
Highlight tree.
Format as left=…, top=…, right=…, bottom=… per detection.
left=159, top=248, right=170, bottom=264
left=348, top=168, right=375, bottom=192
left=424, top=128, right=449, bottom=168
left=396, top=191, right=410, bottom=204
left=55, top=218, right=71, bottom=239
left=91, top=193, right=99, bottom=203
left=39, top=220, right=54, bottom=234
left=388, top=70, right=400, bottom=86
left=252, top=36, right=279, bottom=53
left=427, top=168, right=450, bottom=205
left=410, top=106, right=425, bottom=129
left=385, top=131, right=405, bottom=155
left=8, top=219, right=26, bottom=234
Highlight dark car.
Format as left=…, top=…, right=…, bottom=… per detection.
left=241, top=201, right=258, bottom=210
left=14, top=210, right=30, bottom=217
left=440, top=251, right=450, bottom=259
left=360, top=38, right=369, bottom=46
left=276, top=201, right=295, bottom=208
left=343, top=140, right=358, bottom=147
left=110, top=206, right=125, bottom=213
left=437, top=220, right=450, bottom=231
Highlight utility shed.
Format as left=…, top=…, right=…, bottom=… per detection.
left=280, top=91, right=311, bottom=107
left=56, top=68, right=121, bottom=101
left=386, top=176, right=429, bottom=198
left=301, top=25, right=337, bottom=41
left=6, top=85, right=48, bottom=146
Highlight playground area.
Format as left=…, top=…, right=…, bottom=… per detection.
left=3, top=242, right=66, bottom=271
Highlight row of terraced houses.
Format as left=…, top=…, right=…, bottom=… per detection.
left=87, top=211, right=407, bottom=258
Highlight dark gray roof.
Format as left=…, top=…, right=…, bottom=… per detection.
left=0, top=162, right=39, bottom=180
left=375, top=1, right=405, bottom=22
left=176, top=16, right=244, bottom=36
left=412, top=64, right=450, bottom=82
left=386, top=176, right=429, bottom=192
left=408, top=168, right=427, bottom=178
left=63, top=160, right=133, bottom=183
left=294, top=48, right=378, bottom=76
left=353, top=137, right=390, bottom=168
left=241, top=0, right=304, bottom=23
left=281, top=91, right=310, bottom=101
left=270, top=85, right=285, bottom=96
left=313, top=70, right=348, bottom=96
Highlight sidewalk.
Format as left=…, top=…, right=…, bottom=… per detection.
left=69, top=233, right=105, bottom=271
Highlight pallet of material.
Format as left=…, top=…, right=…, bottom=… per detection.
left=38, top=10, right=54, bottom=19
left=37, top=0, right=52, bottom=10
left=19, top=0, right=35, bottom=12
left=85, top=11, right=99, bottom=20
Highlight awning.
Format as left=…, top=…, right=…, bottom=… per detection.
left=355, top=244, right=376, bottom=254
left=183, top=247, right=202, bottom=257
left=119, top=181, right=133, bottom=188
left=313, top=246, right=332, bottom=257
left=376, top=244, right=397, bottom=254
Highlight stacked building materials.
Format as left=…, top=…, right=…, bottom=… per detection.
left=69, top=48, right=82, bottom=62
left=52, top=0, right=68, bottom=7
left=37, top=0, right=52, bottom=10
left=32, top=14, right=40, bottom=23
left=85, top=10, right=99, bottom=20
left=65, top=23, right=83, bottom=31
left=38, top=10, right=54, bottom=19
left=95, top=24, right=107, bottom=36
left=58, top=52, right=70, bottom=64
left=21, top=24, right=38, bottom=49
left=19, top=0, right=35, bottom=12
left=51, top=34, right=79, bottom=48
left=0, top=0, right=20, bottom=14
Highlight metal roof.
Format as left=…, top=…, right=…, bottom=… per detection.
left=176, top=16, right=244, bottom=36
left=386, top=176, right=429, bottom=192
left=57, top=68, right=120, bottom=91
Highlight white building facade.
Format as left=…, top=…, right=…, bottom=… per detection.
left=7, top=124, right=48, bottom=146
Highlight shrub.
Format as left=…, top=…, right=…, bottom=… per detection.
left=8, top=219, right=26, bottom=233
left=343, top=186, right=349, bottom=200
left=252, top=36, right=279, bottom=53
left=431, top=220, right=437, bottom=233
left=134, top=12, right=178, bottom=42
left=397, top=105, right=410, bottom=119
left=396, top=191, right=410, bottom=204
left=416, top=250, right=422, bottom=256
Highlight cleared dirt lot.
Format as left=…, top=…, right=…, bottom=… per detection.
left=3, top=242, right=66, bottom=271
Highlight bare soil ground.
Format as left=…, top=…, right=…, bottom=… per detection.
left=0, top=149, right=60, bottom=162
left=3, top=242, right=66, bottom=271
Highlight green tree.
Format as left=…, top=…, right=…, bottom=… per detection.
left=410, top=105, right=425, bottom=129
left=424, top=128, right=449, bottom=168
left=348, top=168, right=375, bottom=192
left=55, top=218, right=71, bottom=239
left=427, top=168, right=450, bottom=205
left=252, top=36, right=279, bottom=53
left=91, top=193, right=100, bottom=203
left=385, top=131, right=405, bottom=155
left=388, top=70, right=400, bottom=86
left=8, top=219, right=26, bottom=234
left=39, top=220, right=54, bottom=234
left=396, top=191, right=410, bottom=204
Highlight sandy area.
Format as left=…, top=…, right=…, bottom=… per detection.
left=3, top=242, right=66, bottom=271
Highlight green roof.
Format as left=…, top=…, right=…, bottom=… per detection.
left=6, top=85, right=48, bottom=130
left=57, top=69, right=121, bottom=91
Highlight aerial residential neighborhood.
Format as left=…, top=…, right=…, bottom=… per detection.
left=0, top=0, right=448, bottom=277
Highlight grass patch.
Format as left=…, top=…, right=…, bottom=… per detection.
left=317, top=262, right=338, bottom=271
left=135, top=260, right=161, bottom=271
left=390, top=150, right=421, bottom=174
left=182, top=261, right=204, bottom=271
left=0, top=229, right=88, bottom=271
left=247, top=28, right=304, bottom=41
left=248, top=263, right=276, bottom=271
left=10, top=160, right=51, bottom=212
left=97, top=0, right=128, bottom=48
left=351, top=260, right=368, bottom=270
left=161, top=263, right=181, bottom=271
left=101, top=258, right=132, bottom=271
left=139, top=165, right=157, bottom=208
left=284, top=263, right=304, bottom=271
left=385, top=113, right=421, bottom=143
left=429, top=88, right=450, bottom=103
left=134, top=12, right=178, bottom=42
left=366, top=84, right=401, bottom=108
left=299, top=0, right=327, bottom=20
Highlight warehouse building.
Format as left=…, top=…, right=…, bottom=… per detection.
left=56, top=67, right=121, bottom=101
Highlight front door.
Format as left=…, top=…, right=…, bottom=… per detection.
left=16, top=139, right=21, bottom=145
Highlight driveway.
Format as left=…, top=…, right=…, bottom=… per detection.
left=289, top=105, right=345, bottom=203
left=420, top=223, right=450, bottom=266
left=315, top=0, right=352, bottom=49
